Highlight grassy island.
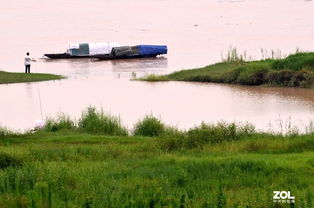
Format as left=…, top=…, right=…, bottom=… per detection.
left=0, top=108, right=313, bottom=207
left=141, top=52, right=314, bottom=88
left=0, top=71, right=64, bottom=84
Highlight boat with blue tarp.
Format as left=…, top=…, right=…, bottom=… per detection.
left=44, top=43, right=167, bottom=60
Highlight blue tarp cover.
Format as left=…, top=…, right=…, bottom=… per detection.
left=137, top=45, right=167, bottom=57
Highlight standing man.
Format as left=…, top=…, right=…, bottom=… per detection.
left=24, top=52, right=36, bottom=73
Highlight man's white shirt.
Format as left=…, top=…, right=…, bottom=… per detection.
left=24, top=56, right=31, bottom=65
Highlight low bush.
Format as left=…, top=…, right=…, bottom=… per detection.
left=78, top=107, right=128, bottom=136
left=44, top=114, right=76, bottom=132
left=133, top=115, right=165, bottom=137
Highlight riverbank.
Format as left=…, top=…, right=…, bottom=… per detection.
left=140, top=52, right=314, bottom=88
left=0, top=108, right=313, bottom=207
left=0, top=71, right=64, bottom=84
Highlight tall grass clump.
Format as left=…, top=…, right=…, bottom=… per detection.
left=78, top=107, right=128, bottom=136
left=0, top=126, right=16, bottom=138
left=185, top=122, right=255, bottom=148
left=222, top=47, right=246, bottom=64
left=260, top=48, right=285, bottom=60
left=157, top=122, right=256, bottom=150
left=0, top=152, right=23, bottom=169
left=44, top=114, right=76, bottom=132
left=156, top=127, right=186, bottom=151
left=133, top=115, right=165, bottom=137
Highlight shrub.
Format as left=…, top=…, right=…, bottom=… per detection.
left=133, top=115, right=165, bottom=137
left=0, top=152, right=23, bottom=169
left=78, top=107, right=128, bottom=136
left=44, top=114, right=76, bottom=132
left=186, top=122, right=255, bottom=148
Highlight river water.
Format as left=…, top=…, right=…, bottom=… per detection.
left=0, top=0, right=314, bottom=132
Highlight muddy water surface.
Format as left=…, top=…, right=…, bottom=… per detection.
left=0, top=0, right=314, bottom=132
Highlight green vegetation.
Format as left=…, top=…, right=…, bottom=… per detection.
left=140, top=52, right=314, bottom=88
left=45, top=108, right=128, bottom=136
left=0, top=71, right=64, bottom=84
left=0, top=108, right=313, bottom=207
left=0, top=152, right=23, bottom=169
left=133, top=115, right=166, bottom=137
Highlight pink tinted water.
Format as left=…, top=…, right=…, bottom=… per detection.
left=0, top=0, right=314, bottom=132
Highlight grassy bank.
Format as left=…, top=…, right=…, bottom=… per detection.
left=140, top=52, right=314, bottom=88
left=0, top=108, right=313, bottom=207
left=0, top=71, right=64, bottom=84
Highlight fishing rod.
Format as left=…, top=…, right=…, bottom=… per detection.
left=36, top=83, right=44, bottom=121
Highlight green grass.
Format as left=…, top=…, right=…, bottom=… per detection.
left=0, top=131, right=313, bottom=207
left=140, top=52, right=314, bottom=88
left=0, top=110, right=313, bottom=207
left=0, top=71, right=64, bottom=84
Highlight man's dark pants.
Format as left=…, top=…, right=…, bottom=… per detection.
left=25, top=65, right=30, bottom=73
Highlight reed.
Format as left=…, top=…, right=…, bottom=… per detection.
left=78, top=107, right=128, bottom=136
left=222, top=47, right=246, bottom=63
left=44, top=114, right=76, bottom=132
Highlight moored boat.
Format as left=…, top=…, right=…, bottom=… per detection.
left=44, top=43, right=167, bottom=60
